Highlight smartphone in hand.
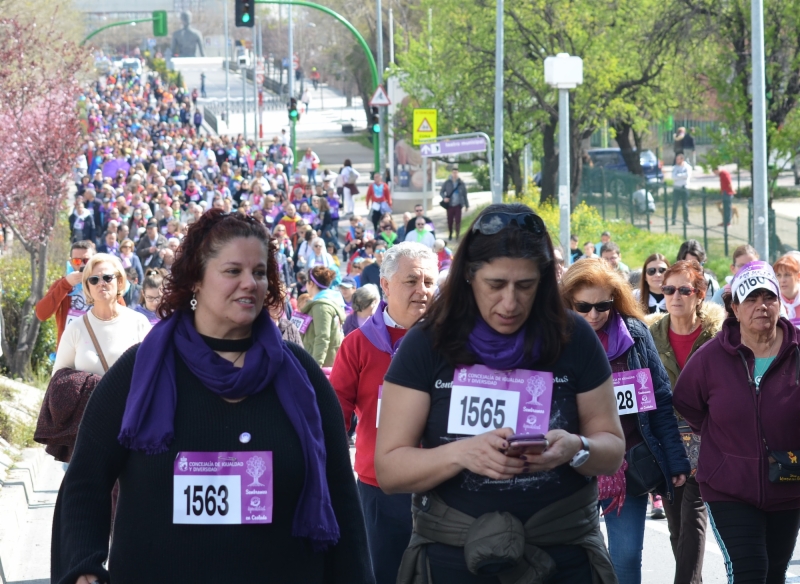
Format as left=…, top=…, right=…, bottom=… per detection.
left=505, top=434, right=548, bottom=457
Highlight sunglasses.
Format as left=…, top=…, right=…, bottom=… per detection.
left=70, top=257, right=89, bottom=267
left=573, top=300, right=614, bottom=314
left=646, top=267, right=668, bottom=276
left=662, top=285, right=697, bottom=296
left=87, top=274, right=116, bottom=286
left=472, top=212, right=545, bottom=236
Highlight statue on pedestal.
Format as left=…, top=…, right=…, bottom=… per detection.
left=171, top=11, right=205, bottom=58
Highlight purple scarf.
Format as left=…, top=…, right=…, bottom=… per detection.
left=467, top=315, right=541, bottom=370
left=118, top=310, right=339, bottom=550
left=359, top=301, right=404, bottom=355
left=603, top=310, right=635, bottom=361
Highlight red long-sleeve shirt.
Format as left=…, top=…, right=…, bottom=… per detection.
left=719, top=169, right=736, bottom=195
left=330, top=325, right=406, bottom=487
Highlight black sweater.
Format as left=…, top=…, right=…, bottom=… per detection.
left=51, top=343, right=374, bottom=584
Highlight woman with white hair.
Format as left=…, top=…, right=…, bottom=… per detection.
left=304, top=237, right=338, bottom=269
left=53, top=253, right=152, bottom=376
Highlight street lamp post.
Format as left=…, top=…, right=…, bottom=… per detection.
left=492, top=0, right=503, bottom=204
left=751, top=0, right=769, bottom=259
left=544, top=53, right=583, bottom=267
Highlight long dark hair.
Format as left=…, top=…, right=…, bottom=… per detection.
left=420, top=203, right=569, bottom=366
left=638, top=253, right=670, bottom=312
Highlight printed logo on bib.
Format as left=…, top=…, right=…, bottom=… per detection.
left=173, top=451, right=273, bottom=525
left=290, top=312, right=313, bottom=334
left=612, top=368, right=656, bottom=415
left=447, top=364, right=553, bottom=436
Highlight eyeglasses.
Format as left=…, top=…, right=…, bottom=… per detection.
left=646, top=267, right=668, bottom=276
left=144, top=295, right=162, bottom=303
left=661, top=285, right=697, bottom=296
left=471, top=212, right=545, bottom=236
left=87, top=274, right=116, bottom=286
left=573, top=300, right=614, bottom=314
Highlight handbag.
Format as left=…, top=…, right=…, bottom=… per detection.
left=742, top=352, right=800, bottom=483
left=678, top=422, right=701, bottom=477
left=624, top=441, right=664, bottom=496
left=83, top=314, right=109, bottom=373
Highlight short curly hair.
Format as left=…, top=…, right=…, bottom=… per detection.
left=158, top=209, right=282, bottom=319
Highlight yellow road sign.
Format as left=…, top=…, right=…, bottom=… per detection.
left=413, top=109, right=437, bottom=145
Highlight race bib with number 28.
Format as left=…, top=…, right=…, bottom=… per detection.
left=612, top=368, right=656, bottom=415
left=447, top=365, right=553, bottom=436
left=173, top=451, right=273, bottom=525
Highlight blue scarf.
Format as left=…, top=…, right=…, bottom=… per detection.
left=118, top=310, right=339, bottom=550
left=603, top=310, right=635, bottom=361
left=467, top=315, right=541, bottom=370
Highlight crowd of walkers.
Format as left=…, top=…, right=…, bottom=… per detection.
left=32, top=61, right=800, bottom=584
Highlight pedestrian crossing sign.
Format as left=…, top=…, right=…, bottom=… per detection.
left=413, top=109, right=437, bottom=145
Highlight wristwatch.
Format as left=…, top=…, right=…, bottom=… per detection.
left=569, top=435, right=591, bottom=468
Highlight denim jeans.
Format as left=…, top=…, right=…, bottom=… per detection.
left=601, top=490, right=649, bottom=584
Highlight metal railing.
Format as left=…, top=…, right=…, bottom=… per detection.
left=579, top=168, right=796, bottom=262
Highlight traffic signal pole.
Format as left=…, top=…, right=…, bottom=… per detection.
left=256, top=0, right=380, bottom=174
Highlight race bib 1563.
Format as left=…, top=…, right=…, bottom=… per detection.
left=173, top=451, right=273, bottom=525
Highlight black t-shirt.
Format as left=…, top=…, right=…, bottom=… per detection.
left=384, top=313, right=611, bottom=521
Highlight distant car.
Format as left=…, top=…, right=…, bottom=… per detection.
left=587, top=148, right=664, bottom=183
left=120, top=58, right=143, bottom=77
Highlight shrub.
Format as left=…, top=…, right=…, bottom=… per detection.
left=0, top=257, right=60, bottom=378
left=473, top=165, right=491, bottom=192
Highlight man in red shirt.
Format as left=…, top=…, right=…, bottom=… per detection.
left=330, top=242, right=438, bottom=584
left=713, top=165, right=736, bottom=227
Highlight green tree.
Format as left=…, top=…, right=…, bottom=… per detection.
left=684, top=0, right=800, bottom=196
left=400, top=0, right=688, bottom=199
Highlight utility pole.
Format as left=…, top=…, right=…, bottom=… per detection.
left=544, top=53, right=583, bottom=266
left=224, top=0, right=231, bottom=126
left=253, top=18, right=259, bottom=142
left=242, top=59, right=248, bottom=141
left=492, top=0, right=503, bottom=204
left=288, top=4, right=295, bottom=155
left=388, top=8, right=395, bottom=184
left=377, top=0, right=385, bottom=176
left=751, top=0, right=769, bottom=259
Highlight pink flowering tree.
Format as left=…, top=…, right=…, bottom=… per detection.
left=0, top=18, right=86, bottom=377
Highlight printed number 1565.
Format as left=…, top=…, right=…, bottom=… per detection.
left=460, top=396, right=505, bottom=429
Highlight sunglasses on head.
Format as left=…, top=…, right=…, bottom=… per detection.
left=87, top=274, right=116, bottom=286
left=573, top=300, right=614, bottom=314
left=472, top=212, right=545, bottom=236
left=661, top=285, right=697, bottom=296
left=646, top=267, right=668, bottom=276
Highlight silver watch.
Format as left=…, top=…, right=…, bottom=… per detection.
left=569, top=435, right=590, bottom=468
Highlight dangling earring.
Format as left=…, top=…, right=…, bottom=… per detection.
left=190, top=293, right=198, bottom=311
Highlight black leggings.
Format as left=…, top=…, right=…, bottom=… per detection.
left=707, top=501, right=800, bottom=583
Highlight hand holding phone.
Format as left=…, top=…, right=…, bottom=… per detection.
left=505, top=434, right=549, bottom=457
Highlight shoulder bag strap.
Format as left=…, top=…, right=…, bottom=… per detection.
left=83, top=314, right=109, bottom=373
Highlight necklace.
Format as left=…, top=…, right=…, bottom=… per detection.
left=743, top=331, right=779, bottom=359
left=91, top=308, right=119, bottom=321
left=231, top=351, right=246, bottom=367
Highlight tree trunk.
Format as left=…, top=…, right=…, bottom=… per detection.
left=504, top=149, right=523, bottom=197
left=570, top=126, right=587, bottom=208
left=540, top=118, right=558, bottom=203
left=8, top=241, right=47, bottom=379
left=612, top=120, right=644, bottom=175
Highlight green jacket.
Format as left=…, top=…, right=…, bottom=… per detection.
left=647, top=302, right=726, bottom=389
left=301, top=296, right=345, bottom=367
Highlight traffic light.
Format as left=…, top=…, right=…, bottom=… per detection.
left=152, top=10, right=168, bottom=37
left=288, top=97, right=300, bottom=122
left=235, top=0, right=255, bottom=27
left=370, top=106, right=381, bottom=134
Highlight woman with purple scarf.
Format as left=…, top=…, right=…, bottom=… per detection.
left=561, top=258, right=689, bottom=584
left=51, top=209, right=372, bottom=584
left=375, top=204, right=625, bottom=583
